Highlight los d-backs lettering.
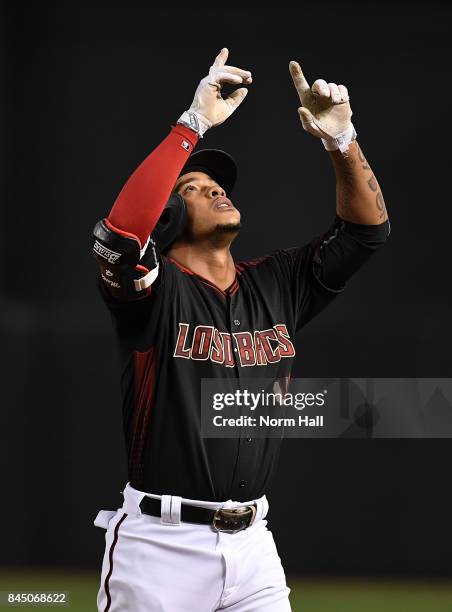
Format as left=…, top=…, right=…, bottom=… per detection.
left=173, top=323, right=295, bottom=367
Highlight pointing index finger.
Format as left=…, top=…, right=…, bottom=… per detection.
left=289, top=61, right=310, bottom=101
left=213, top=48, right=229, bottom=68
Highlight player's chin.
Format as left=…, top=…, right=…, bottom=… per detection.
left=215, top=221, right=242, bottom=234
left=213, top=208, right=241, bottom=224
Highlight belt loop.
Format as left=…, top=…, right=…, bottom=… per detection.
left=122, top=482, right=145, bottom=517
left=221, top=499, right=235, bottom=510
left=254, top=495, right=269, bottom=522
left=160, top=495, right=182, bottom=525
left=170, top=496, right=182, bottom=524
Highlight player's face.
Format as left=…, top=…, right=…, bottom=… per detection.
left=174, top=171, right=241, bottom=239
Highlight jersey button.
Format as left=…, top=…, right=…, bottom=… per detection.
left=233, top=319, right=240, bottom=326
left=239, top=480, right=246, bottom=488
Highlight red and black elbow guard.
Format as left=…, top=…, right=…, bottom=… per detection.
left=92, top=219, right=159, bottom=301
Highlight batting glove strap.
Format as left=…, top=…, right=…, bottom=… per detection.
left=322, top=124, right=357, bottom=153
left=177, top=110, right=211, bottom=138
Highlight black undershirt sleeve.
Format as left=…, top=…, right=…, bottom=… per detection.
left=267, top=215, right=390, bottom=331
left=312, top=215, right=391, bottom=293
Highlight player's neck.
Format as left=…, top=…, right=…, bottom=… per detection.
left=167, top=244, right=236, bottom=291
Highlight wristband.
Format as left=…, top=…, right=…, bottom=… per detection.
left=177, top=110, right=211, bottom=138
left=322, top=124, right=357, bottom=153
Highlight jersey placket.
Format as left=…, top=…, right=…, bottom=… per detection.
left=226, top=289, right=257, bottom=501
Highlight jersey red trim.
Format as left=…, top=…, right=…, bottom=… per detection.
left=229, top=278, right=240, bottom=295
left=167, top=257, right=195, bottom=276
left=235, top=256, right=269, bottom=269
left=130, top=348, right=157, bottom=488
left=168, top=257, right=239, bottom=296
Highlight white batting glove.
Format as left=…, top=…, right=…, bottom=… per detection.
left=289, top=61, right=356, bottom=153
left=178, top=48, right=252, bottom=137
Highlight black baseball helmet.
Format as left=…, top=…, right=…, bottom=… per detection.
left=152, top=149, right=237, bottom=253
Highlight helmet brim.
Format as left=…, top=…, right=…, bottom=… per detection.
left=177, top=149, right=237, bottom=196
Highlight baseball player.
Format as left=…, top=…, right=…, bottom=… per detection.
left=92, top=48, right=389, bottom=611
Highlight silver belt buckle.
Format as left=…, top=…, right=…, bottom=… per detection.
left=212, top=506, right=256, bottom=534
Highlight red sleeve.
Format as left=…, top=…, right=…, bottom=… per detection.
left=107, top=124, right=199, bottom=247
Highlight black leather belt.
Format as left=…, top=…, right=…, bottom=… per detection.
left=139, top=497, right=256, bottom=534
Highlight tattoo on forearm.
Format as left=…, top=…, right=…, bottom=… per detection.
left=357, top=144, right=370, bottom=170
left=376, top=191, right=387, bottom=219
left=367, top=174, right=378, bottom=192
left=333, top=142, right=387, bottom=221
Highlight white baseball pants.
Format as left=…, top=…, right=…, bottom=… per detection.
left=94, top=483, right=291, bottom=611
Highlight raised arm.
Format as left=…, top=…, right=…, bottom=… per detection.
left=108, top=48, right=252, bottom=247
left=93, top=48, right=252, bottom=302
left=287, top=60, right=390, bottom=297
left=107, top=124, right=200, bottom=249
left=328, top=140, right=387, bottom=225
left=289, top=60, right=388, bottom=226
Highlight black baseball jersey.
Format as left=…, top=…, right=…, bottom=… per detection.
left=96, top=216, right=389, bottom=502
